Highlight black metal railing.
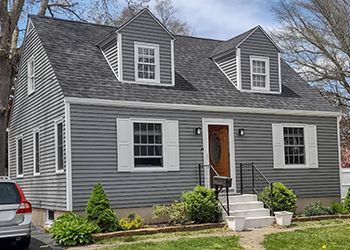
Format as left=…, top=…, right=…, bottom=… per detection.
left=198, top=164, right=232, bottom=216
left=239, top=163, right=274, bottom=214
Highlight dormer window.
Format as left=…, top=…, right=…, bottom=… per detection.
left=134, top=42, right=160, bottom=84
left=250, top=56, right=270, bottom=91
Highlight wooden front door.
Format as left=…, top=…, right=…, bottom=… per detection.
left=208, top=125, right=230, bottom=177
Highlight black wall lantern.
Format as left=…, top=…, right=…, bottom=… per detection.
left=238, top=128, right=245, bottom=136
left=195, top=127, right=202, bottom=135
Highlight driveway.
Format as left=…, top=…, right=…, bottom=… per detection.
left=0, top=226, right=63, bottom=250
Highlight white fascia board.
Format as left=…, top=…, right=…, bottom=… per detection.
left=65, top=97, right=341, bottom=117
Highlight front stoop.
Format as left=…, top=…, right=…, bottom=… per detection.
left=224, top=194, right=275, bottom=230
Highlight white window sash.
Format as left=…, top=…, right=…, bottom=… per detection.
left=134, top=42, right=160, bottom=84
left=16, top=135, right=24, bottom=178
left=250, top=56, right=270, bottom=91
left=54, top=119, right=64, bottom=173
left=27, top=56, right=35, bottom=94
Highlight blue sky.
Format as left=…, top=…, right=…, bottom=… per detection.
left=20, top=0, right=280, bottom=41
left=170, top=0, right=280, bottom=40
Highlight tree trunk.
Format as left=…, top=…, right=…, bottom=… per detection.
left=0, top=55, right=11, bottom=176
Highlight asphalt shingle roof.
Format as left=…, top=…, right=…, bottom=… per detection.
left=29, top=15, right=338, bottom=113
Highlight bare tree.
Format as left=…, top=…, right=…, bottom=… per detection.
left=116, top=0, right=192, bottom=35
left=273, top=0, right=350, bottom=106
left=273, top=0, right=350, bottom=148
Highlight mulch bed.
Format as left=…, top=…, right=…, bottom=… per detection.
left=92, top=222, right=226, bottom=240
left=292, top=214, right=350, bottom=222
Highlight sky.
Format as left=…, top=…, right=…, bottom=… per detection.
left=167, top=0, right=280, bottom=40
left=19, top=0, right=280, bottom=42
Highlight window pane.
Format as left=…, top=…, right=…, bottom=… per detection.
left=17, top=139, right=23, bottom=175
left=133, top=122, right=163, bottom=167
left=35, top=132, right=40, bottom=173
left=0, top=183, right=20, bottom=205
left=283, top=127, right=305, bottom=165
left=57, top=123, right=64, bottom=170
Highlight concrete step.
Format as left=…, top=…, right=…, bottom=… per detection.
left=230, top=208, right=270, bottom=218
left=228, top=194, right=258, bottom=203
left=228, top=201, right=264, bottom=211
left=244, top=216, right=275, bottom=229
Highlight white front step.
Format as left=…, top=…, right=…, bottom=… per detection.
left=230, top=208, right=270, bottom=218
left=244, top=216, right=275, bottom=229
left=228, top=194, right=258, bottom=203
left=229, top=201, right=264, bottom=211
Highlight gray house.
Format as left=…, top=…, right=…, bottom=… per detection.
left=9, top=9, right=341, bottom=226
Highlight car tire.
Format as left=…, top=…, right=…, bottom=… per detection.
left=17, top=236, right=31, bottom=249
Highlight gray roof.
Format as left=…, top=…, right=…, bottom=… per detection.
left=29, top=15, right=338, bottom=113
left=210, top=26, right=257, bottom=57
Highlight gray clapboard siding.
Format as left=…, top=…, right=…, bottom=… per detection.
left=119, top=10, right=173, bottom=84
left=215, top=51, right=237, bottom=86
left=8, top=27, right=67, bottom=211
left=239, top=28, right=280, bottom=92
left=70, top=104, right=339, bottom=211
left=101, top=37, right=119, bottom=78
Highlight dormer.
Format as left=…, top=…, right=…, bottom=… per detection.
left=98, top=9, right=175, bottom=86
left=212, top=26, right=282, bottom=94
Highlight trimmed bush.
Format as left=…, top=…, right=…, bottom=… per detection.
left=181, top=186, right=220, bottom=223
left=153, top=201, right=189, bottom=225
left=49, top=212, right=99, bottom=246
left=86, top=183, right=120, bottom=232
left=330, top=202, right=349, bottom=215
left=259, top=182, right=297, bottom=213
left=344, top=186, right=350, bottom=211
left=120, top=213, right=144, bottom=230
left=304, top=202, right=331, bottom=216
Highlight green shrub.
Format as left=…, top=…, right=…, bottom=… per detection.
left=304, top=202, right=331, bottom=216
left=344, top=186, right=350, bottom=211
left=259, top=182, right=297, bottom=213
left=119, top=213, right=144, bottom=230
left=153, top=201, right=190, bottom=225
left=181, top=186, right=220, bottom=223
left=330, top=202, right=349, bottom=215
left=49, top=212, right=99, bottom=246
left=86, top=183, right=120, bottom=232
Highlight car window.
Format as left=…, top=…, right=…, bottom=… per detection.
left=0, top=183, right=20, bottom=205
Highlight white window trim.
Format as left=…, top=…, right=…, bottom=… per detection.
left=250, top=55, right=270, bottom=92
left=281, top=124, right=309, bottom=169
left=134, top=42, right=160, bottom=84
left=16, top=135, right=24, bottom=178
left=33, top=128, right=40, bottom=176
left=131, top=118, right=167, bottom=172
left=54, top=118, right=64, bottom=174
left=27, top=56, right=35, bottom=95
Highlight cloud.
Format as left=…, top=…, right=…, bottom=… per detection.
left=171, top=0, right=279, bottom=40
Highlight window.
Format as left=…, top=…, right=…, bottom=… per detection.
left=33, top=129, right=40, bottom=175
left=250, top=56, right=269, bottom=91
left=283, top=127, right=305, bottom=165
left=27, top=56, right=35, bottom=94
left=55, top=120, right=64, bottom=172
left=272, top=124, right=318, bottom=169
left=134, top=42, right=160, bottom=84
left=133, top=122, right=163, bottom=167
left=46, top=210, right=55, bottom=223
left=16, top=137, right=23, bottom=177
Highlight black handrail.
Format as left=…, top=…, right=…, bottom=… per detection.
left=198, top=164, right=231, bottom=216
left=240, top=163, right=274, bottom=214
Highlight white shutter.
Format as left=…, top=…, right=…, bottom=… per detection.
left=117, top=118, right=133, bottom=172
left=307, top=125, right=318, bottom=168
left=164, top=120, right=180, bottom=171
left=272, top=124, right=284, bottom=169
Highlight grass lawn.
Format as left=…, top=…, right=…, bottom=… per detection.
left=264, top=223, right=350, bottom=250
left=101, top=236, right=242, bottom=250
left=95, top=228, right=241, bottom=250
